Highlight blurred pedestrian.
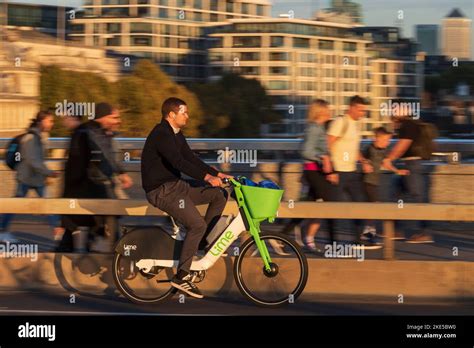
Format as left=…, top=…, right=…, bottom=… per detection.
left=56, top=102, right=133, bottom=252
left=0, top=111, right=60, bottom=243
left=299, top=99, right=337, bottom=253
left=361, top=127, right=409, bottom=242
left=327, top=95, right=379, bottom=249
left=383, top=99, right=436, bottom=243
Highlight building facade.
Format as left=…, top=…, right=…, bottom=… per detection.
left=206, top=18, right=372, bottom=136
left=69, top=0, right=271, bottom=82
left=0, top=27, right=120, bottom=135
left=1, top=2, right=72, bottom=39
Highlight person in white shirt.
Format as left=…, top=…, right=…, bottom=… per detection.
left=327, top=95, right=378, bottom=248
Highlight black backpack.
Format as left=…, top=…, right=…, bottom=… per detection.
left=410, top=120, right=438, bottom=160
left=5, top=131, right=35, bottom=170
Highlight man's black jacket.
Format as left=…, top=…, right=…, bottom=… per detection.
left=141, top=119, right=218, bottom=193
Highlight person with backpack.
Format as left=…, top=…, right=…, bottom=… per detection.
left=382, top=99, right=437, bottom=243
left=1, top=110, right=60, bottom=243
left=327, top=95, right=380, bottom=249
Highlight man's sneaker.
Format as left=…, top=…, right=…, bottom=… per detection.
left=406, top=233, right=434, bottom=244
left=170, top=275, right=204, bottom=299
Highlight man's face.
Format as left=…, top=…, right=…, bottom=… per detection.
left=348, top=103, right=367, bottom=120
left=170, top=104, right=189, bottom=128
left=98, top=109, right=121, bottom=132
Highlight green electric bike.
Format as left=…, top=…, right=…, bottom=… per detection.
left=113, top=176, right=308, bottom=307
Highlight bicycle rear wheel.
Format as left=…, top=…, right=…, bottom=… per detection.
left=112, top=253, right=176, bottom=304
left=234, top=232, right=308, bottom=307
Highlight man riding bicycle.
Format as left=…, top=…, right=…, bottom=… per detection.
left=141, top=97, right=231, bottom=299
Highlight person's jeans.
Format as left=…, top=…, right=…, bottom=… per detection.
left=393, top=160, right=428, bottom=234
left=0, top=183, right=60, bottom=231
left=334, top=171, right=366, bottom=242
left=146, top=179, right=228, bottom=273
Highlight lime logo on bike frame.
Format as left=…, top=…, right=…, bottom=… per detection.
left=210, top=231, right=233, bottom=256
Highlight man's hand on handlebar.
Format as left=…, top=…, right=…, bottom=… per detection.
left=217, top=172, right=233, bottom=180
left=204, top=174, right=223, bottom=187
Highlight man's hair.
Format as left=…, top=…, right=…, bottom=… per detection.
left=162, top=97, right=186, bottom=118
left=95, top=102, right=114, bottom=119
left=373, top=126, right=392, bottom=137
left=349, top=95, right=368, bottom=107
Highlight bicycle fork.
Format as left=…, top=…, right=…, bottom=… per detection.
left=248, top=222, right=272, bottom=272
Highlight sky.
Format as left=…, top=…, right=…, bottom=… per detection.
left=7, top=0, right=474, bottom=56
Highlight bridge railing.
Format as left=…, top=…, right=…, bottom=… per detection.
left=0, top=198, right=472, bottom=260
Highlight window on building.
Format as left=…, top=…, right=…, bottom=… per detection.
left=132, top=36, right=152, bottom=46
left=270, top=52, right=290, bottom=61
left=323, top=69, right=335, bottom=78
left=318, top=40, right=334, bottom=50
left=102, top=7, right=129, bottom=16
left=270, top=66, right=288, bottom=75
left=130, top=22, right=152, bottom=33
left=271, top=36, right=284, bottom=47
left=240, top=52, right=260, bottom=61
left=210, top=0, right=218, bottom=11
left=233, top=36, right=261, bottom=47
left=106, top=23, right=121, bottom=33
left=300, top=53, right=316, bottom=62
left=226, top=1, right=233, bottom=12
left=241, top=3, right=249, bottom=14
left=300, top=67, right=316, bottom=77
left=299, top=81, right=316, bottom=90
left=138, top=7, right=150, bottom=16
left=343, top=42, right=357, bottom=52
left=293, top=37, right=310, bottom=48
left=159, top=8, right=168, bottom=18
left=240, top=66, right=260, bottom=75
left=256, top=4, right=264, bottom=16
left=323, top=55, right=335, bottom=64
left=106, top=36, right=121, bottom=46
left=268, top=81, right=290, bottom=90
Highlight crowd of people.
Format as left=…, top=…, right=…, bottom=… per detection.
left=0, top=104, right=133, bottom=252
left=295, top=95, right=435, bottom=253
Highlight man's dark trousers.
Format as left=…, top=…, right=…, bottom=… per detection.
left=146, top=179, right=228, bottom=273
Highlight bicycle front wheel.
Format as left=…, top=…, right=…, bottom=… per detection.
left=234, top=232, right=308, bottom=307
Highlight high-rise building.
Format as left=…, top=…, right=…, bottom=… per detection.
left=416, top=24, right=439, bottom=55
left=69, top=0, right=272, bottom=82
left=442, top=8, right=471, bottom=61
